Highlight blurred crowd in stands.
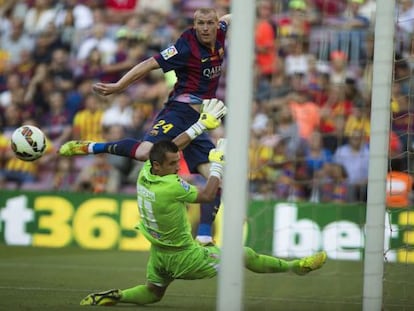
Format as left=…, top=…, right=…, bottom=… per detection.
left=0, top=0, right=413, bottom=206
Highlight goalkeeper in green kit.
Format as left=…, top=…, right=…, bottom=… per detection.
left=79, top=100, right=327, bottom=307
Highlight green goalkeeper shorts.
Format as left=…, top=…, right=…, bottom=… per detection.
left=146, top=243, right=220, bottom=287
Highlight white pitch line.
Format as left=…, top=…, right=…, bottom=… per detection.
left=0, top=285, right=217, bottom=299
left=0, top=262, right=146, bottom=272
left=0, top=286, right=87, bottom=292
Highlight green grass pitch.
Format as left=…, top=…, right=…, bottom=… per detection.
left=0, top=245, right=413, bottom=311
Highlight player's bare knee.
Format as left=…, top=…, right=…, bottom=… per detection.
left=135, top=152, right=149, bottom=162
left=244, top=246, right=257, bottom=262
left=135, top=142, right=153, bottom=161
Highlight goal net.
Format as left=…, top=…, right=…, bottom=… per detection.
left=222, top=0, right=414, bottom=309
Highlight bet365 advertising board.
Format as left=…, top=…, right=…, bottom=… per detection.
left=0, top=190, right=413, bottom=263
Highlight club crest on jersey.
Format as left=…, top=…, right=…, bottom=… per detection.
left=161, top=46, right=178, bottom=60
left=179, top=178, right=190, bottom=192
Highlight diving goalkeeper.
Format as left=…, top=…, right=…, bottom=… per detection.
left=79, top=138, right=327, bottom=306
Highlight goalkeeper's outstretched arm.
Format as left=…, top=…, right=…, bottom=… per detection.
left=173, top=98, right=227, bottom=150
left=194, top=138, right=226, bottom=202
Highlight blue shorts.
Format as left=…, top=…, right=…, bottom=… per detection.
left=143, top=101, right=215, bottom=173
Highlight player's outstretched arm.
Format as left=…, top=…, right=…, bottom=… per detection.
left=195, top=138, right=226, bottom=203
left=92, top=57, right=160, bottom=96
left=173, top=98, right=227, bottom=149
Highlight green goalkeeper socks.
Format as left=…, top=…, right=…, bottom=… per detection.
left=120, top=285, right=160, bottom=305
left=244, top=247, right=297, bottom=273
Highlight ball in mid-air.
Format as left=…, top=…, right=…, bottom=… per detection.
left=10, top=125, right=47, bottom=161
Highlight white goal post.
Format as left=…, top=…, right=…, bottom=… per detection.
left=363, top=0, right=396, bottom=310
left=217, top=0, right=396, bottom=310
left=217, top=1, right=256, bottom=311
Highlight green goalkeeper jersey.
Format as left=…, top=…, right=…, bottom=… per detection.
left=136, top=161, right=198, bottom=249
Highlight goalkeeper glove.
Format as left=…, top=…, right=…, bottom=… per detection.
left=209, top=138, right=226, bottom=179
left=185, top=98, right=227, bottom=140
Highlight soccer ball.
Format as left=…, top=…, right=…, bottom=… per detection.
left=10, top=125, right=47, bottom=161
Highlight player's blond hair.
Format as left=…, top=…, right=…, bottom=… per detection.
left=194, top=8, right=218, bottom=21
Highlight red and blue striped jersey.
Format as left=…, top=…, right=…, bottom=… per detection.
left=154, top=21, right=228, bottom=104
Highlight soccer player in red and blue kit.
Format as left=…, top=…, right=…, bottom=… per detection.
left=60, top=8, right=231, bottom=244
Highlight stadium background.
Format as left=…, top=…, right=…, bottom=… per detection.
left=1, top=0, right=414, bottom=310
